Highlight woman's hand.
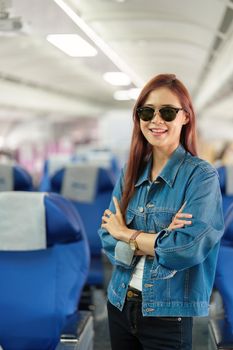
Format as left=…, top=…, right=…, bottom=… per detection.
left=168, top=202, right=192, bottom=230
left=101, top=196, right=130, bottom=240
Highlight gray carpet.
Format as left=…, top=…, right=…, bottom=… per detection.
left=93, top=289, right=110, bottom=350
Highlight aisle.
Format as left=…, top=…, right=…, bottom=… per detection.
left=93, top=289, right=110, bottom=350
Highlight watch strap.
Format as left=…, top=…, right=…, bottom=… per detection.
left=129, top=230, right=143, bottom=242
left=129, top=230, right=143, bottom=250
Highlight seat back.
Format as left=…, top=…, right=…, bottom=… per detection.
left=0, top=163, right=33, bottom=191
left=217, top=165, right=233, bottom=215
left=49, top=164, right=115, bottom=286
left=52, top=165, right=114, bottom=254
left=217, top=165, right=233, bottom=244
left=39, top=155, right=73, bottom=192
left=0, top=192, right=90, bottom=350
left=215, top=167, right=233, bottom=331
left=215, top=244, right=233, bottom=332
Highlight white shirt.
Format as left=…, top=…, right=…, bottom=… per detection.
left=129, top=256, right=146, bottom=291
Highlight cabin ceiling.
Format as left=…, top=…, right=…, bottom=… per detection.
left=0, top=0, right=233, bottom=139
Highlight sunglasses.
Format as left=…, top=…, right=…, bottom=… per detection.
left=136, top=106, right=184, bottom=122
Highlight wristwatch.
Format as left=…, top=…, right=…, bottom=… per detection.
left=129, top=230, right=142, bottom=251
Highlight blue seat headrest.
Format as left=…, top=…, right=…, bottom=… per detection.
left=223, top=203, right=233, bottom=243
left=45, top=193, right=84, bottom=246
left=98, top=168, right=115, bottom=192
left=14, top=165, right=33, bottom=191
left=51, top=167, right=114, bottom=198
left=0, top=192, right=85, bottom=251
left=217, top=165, right=233, bottom=195
left=50, top=168, right=65, bottom=193
left=217, top=166, right=226, bottom=193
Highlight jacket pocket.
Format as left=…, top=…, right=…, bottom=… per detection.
left=151, top=209, right=175, bottom=232
left=125, top=209, right=136, bottom=227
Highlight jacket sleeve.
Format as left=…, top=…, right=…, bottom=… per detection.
left=98, top=167, right=137, bottom=269
left=151, top=167, right=224, bottom=279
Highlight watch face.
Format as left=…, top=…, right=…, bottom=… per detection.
left=129, top=241, right=136, bottom=251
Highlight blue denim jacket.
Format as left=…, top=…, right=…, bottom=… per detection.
left=98, top=145, right=224, bottom=317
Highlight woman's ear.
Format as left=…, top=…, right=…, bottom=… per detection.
left=183, top=113, right=189, bottom=125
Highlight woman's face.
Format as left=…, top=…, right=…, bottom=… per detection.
left=139, top=87, right=189, bottom=153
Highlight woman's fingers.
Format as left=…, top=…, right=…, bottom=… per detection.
left=168, top=211, right=193, bottom=230
left=178, top=201, right=187, bottom=213
left=102, top=215, right=108, bottom=223
left=104, top=209, right=112, bottom=217
left=175, top=212, right=192, bottom=219
left=101, top=209, right=113, bottom=225
left=113, top=196, right=121, bottom=214
left=170, top=223, right=186, bottom=229
left=174, top=218, right=192, bottom=225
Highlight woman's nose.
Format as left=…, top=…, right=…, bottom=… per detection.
left=151, top=111, right=164, bottom=123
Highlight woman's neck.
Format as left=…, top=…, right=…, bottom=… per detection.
left=151, top=158, right=167, bottom=181
left=150, top=145, right=178, bottom=181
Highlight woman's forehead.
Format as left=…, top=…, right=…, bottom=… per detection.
left=145, top=87, right=180, bottom=105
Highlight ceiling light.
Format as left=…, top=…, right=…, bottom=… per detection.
left=46, top=34, right=97, bottom=57
left=53, top=0, right=143, bottom=87
left=103, top=72, right=131, bottom=86
left=113, top=87, right=142, bottom=101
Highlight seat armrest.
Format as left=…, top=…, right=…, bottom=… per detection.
left=56, top=311, right=94, bottom=349
left=209, top=318, right=233, bottom=349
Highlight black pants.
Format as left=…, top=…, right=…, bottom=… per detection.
left=107, top=298, right=193, bottom=350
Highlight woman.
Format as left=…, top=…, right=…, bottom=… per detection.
left=99, top=74, right=224, bottom=350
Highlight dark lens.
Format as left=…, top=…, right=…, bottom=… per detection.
left=137, top=107, right=154, bottom=121
left=160, top=107, right=177, bottom=122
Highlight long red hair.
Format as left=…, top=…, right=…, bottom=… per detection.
left=121, top=73, right=198, bottom=214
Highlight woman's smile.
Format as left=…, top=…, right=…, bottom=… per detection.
left=148, top=127, right=168, bottom=137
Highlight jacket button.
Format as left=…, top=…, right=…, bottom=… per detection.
left=121, top=283, right=126, bottom=288
left=146, top=203, right=154, bottom=208
left=145, top=308, right=154, bottom=312
left=139, top=207, right=144, bottom=213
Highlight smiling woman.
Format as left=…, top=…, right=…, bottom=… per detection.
left=98, top=73, right=224, bottom=350
left=138, top=87, right=189, bottom=157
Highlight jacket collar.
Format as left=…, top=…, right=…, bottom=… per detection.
left=135, top=144, right=187, bottom=188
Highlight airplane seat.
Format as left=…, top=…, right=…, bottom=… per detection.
left=221, top=202, right=233, bottom=246
left=73, top=149, right=121, bottom=184
left=49, top=164, right=115, bottom=289
left=38, top=155, right=74, bottom=192
left=214, top=204, right=233, bottom=321
left=110, top=155, right=121, bottom=183
left=209, top=167, right=233, bottom=348
left=217, top=165, right=233, bottom=245
left=217, top=165, right=233, bottom=216
left=209, top=243, right=233, bottom=349
left=0, top=191, right=91, bottom=350
left=0, top=163, right=33, bottom=191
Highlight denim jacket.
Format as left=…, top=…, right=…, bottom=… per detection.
left=98, top=145, right=224, bottom=317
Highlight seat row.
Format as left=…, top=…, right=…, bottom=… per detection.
left=0, top=159, right=117, bottom=349
left=0, top=192, right=90, bottom=350
left=0, top=159, right=117, bottom=288
left=209, top=165, right=233, bottom=349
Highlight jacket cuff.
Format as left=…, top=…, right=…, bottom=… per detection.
left=150, top=248, right=177, bottom=280
left=114, top=241, right=137, bottom=268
